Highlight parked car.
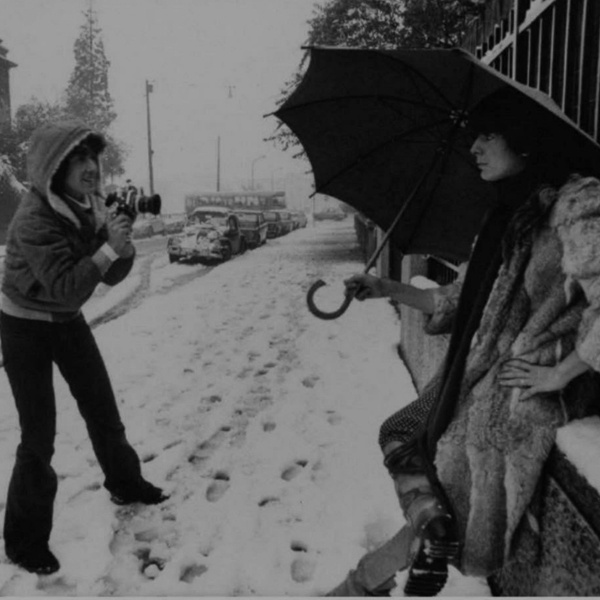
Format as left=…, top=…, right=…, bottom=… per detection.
left=273, top=210, right=294, bottom=235
left=167, top=206, right=247, bottom=263
left=290, top=211, right=308, bottom=229
left=263, top=210, right=284, bottom=238
left=314, top=208, right=347, bottom=221
left=234, top=210, right=268, bottom=248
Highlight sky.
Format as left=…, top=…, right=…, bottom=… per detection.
left=1, top=0, right=318, bottom=212
left=0, top=218, right=493, bottom=596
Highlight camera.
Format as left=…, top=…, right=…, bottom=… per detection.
left=105, top=188, right=162, bottom=220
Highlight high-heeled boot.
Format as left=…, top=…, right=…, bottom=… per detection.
left=384, top=444, right=460, bottom=596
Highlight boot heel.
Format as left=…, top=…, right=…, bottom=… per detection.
left=403, top=517, right=459, bottom=597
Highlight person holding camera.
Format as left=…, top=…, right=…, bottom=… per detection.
left=0, top=120, right=168, bottom=575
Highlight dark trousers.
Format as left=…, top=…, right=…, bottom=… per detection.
left=0, top=312, right=142, bottom=559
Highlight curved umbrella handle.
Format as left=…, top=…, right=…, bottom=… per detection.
left=306, top=279, right=354, bottom=320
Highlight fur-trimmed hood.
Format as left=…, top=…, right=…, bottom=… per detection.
left=26, top=120, right=106, bottom=229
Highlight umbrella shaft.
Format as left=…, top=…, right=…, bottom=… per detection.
left=363, top=164, right=437, bottom=274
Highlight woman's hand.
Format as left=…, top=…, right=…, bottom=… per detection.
left=498, top=355, right=589, bottom=400
left=344, top=273, right=387, bottom=300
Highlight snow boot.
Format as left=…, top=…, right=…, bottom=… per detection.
left=109, top=479, right=169, bottom=506
left=7, top=545, right=60, bottom=575
left=326, top=525, right=414, bottom=596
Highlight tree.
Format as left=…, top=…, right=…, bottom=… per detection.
left=102, top=133, right=127, bottom=182
left=268, top=0, right=405, bottom=155
left=0, top=97, right=66, bottom=182
left=64, top=5, right=127, bottom=179
left=64, top=6, right=116, bottom=132
left=400, top=0, right=483, bottom=49
left=268, top=0, right=483, bottom=154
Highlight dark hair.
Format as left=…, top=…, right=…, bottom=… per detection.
left=468, top=87, right=571, bottom=185
left=469, top=88, right=551, bottom=155
left=50, top=133, right=106, bottom=195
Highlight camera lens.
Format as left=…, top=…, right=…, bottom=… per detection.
left=135, top=194, right=161, bottom=215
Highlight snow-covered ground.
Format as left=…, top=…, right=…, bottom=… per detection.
left=0, top=220, right=491, bottom=596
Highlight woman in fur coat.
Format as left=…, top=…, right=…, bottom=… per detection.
left=328, top=88, right=600, bottom=596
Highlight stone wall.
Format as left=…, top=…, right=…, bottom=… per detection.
left=489, top=444, right=600, bottom=596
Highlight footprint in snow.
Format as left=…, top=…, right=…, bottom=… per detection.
left=188, top=427, right=230, bottom=465
left=326, top=410, right=343, bottom=426
left=262, top=421, right=276, bottom=432
left=281, top=460, right=308, bottom=482
left=290, top=541, right=316, bottom=583
left=258, top=496, right=280, bottom=507
left=255, top=362, right=277, bottom=376
left=206, top=471, right=231, bottom=502
left=66, top=481, right=102, bottom=502
left=302, top=375, right=320, bottom=388
left=180, top=563, right=208, bottom=583
left=135, top=547, right=165, bottom=578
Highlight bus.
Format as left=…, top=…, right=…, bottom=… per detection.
left=184, top=190, right=285, bottom=214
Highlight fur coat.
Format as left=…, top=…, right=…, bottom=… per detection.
left=429, top=177, right=600, bottom=576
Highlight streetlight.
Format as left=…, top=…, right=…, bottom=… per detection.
left=271, top=167, right=283, bottom=191
left=145, top=79, right=155, bottom=195
left=216, top=136, right=221, bottom=191
left=251, top=155, right=266, bottom=190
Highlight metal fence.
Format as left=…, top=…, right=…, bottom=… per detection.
left=464, top=0, right=600, bottom=142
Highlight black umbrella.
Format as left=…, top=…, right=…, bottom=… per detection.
left=272, top=46, right=600, bottom=319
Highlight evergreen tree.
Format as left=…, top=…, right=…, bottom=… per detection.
left=64, top=5, right=116, bottom=132
left=64, top=4, right=127, bottom=180
left=102, top=133, right=127, bottom=182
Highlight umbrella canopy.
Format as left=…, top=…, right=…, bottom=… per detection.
left=273, top=46, right=600, bottom=262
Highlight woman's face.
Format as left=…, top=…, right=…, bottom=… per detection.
left=470, top=132, right=527, bottom=182
left=63, top=145, right=100, bottom=199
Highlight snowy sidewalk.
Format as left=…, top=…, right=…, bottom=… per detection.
left=0, top=220, right=488, bottom=596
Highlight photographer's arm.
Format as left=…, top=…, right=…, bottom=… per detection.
left=93, top=214, right=136, bottom=286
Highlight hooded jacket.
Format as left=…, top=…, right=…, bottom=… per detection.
left=1, top=120, right=135, bottom=319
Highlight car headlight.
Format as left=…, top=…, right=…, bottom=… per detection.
left=207, top=230, right=219, bottom=241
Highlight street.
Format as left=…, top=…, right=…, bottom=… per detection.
left=0, top=218, right=486, bottom=596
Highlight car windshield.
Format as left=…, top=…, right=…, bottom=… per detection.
left=263, top=212, right=279, bottom=222
left=237, top=214, right=258, bottom=225
left=189, top=212, right=228, bottom=227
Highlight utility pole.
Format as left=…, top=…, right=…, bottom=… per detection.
left=145, top=79, right=155, bottom=195
left=216, top=136, right=221, bottom=191
left=251, top=155, right=266, bottom=190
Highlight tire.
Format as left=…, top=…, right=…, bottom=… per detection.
left=168, top=254, right=179, bottom=264
left=239, top=238, right=247, bottom=254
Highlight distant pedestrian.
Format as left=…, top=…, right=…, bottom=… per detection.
left=1, top=120, right=168, bottom=575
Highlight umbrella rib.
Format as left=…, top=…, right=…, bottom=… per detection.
left=273, top=94, right=450, bottom=119
left=378, top=51, right=461, bottom=114
left=310, top=117, right=453, bottom=196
